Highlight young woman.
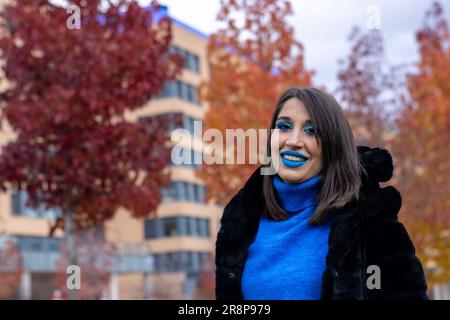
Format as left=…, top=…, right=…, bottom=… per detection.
left=215, top=87, right=429, bottom=300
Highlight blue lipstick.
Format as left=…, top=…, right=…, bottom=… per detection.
left=280, top=151, right=309, bottom=168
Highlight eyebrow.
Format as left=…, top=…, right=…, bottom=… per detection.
left=276, top=116, right=312, bottom=126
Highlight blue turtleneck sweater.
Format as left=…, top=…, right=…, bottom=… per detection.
left=241, top=174, right=331, bottom=300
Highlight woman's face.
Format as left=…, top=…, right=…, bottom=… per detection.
left=270, top=98, right=323, bottom=183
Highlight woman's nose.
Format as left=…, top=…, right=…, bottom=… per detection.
left=285, top=130, right=304, bottom=148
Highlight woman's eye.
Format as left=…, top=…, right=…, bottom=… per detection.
left=303, top=126, right=316, bottom=136
left=276, top=122, right=292, bottom=131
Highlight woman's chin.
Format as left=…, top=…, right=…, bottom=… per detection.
left=277, top=171, right=308, bottom=184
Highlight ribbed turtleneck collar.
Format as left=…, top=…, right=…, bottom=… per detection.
left=273, top=174, right=320, bottom=215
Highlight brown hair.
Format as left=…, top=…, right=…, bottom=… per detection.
left=263, top=87, right=363, bottom=225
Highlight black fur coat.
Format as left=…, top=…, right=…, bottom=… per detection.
left=215, top=146, right=429, bottom=300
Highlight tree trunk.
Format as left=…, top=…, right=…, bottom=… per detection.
left=63, top=208, right=78, bottom=300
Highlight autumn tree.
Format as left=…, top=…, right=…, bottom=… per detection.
left=194, top=254, right=215, bottom=300
left=0, top=0, right=182, bottom=299
left=200, top=0, right=313, bottom=204
left=391, top=1, right=450, bottom=288
left=0, top=236, right=23, bottom=299
left=336, top=27, right=393, bottom=148
left=54, top=227, right=117, bottom=300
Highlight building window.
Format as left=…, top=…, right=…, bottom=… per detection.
left=161, top=181, right=205, bottom=203
left=144, top=219, right=157, bottom=239
left=154, top=254, right=162, bottom=271
left=177, top=217, right=187, bottom=236
left=170, top=45, right=200, bottom=74
left=176, top=80, right=184, bottom=98
left=205, top=219, right=210, bottom=237
left=163, top=217, right=178, bottom=237
left=157, top=81, right=174, bottom=98
left=185, top=216, right=193, bottom=236
left=187, top=54, right=199, bottom=74
left=180, top=252, right=189, bottom=270
left=183, top=115, right=201, bottom=137
left=194, top=184, right=205, bottom=202
left=139, top=113, right=201, bottom=138
left=174, top=182, right=186, bottom=201
left=188, top=218, right=197, bottom=237
left=164, top=252, right=175, bottom=271
left=160, top=186, right=175, bottom=203
left=152, top=251, right=210, bottom=273
left=198, top=218, right=210, bottom=237
left=186, top=183, right=195, bottom=202
left=11, top=189, right=61, bottom=219
left=191, top=252, right=201, bottom=272
left=145, top=216, right=210, bottom=239
left=14, top=236, right=63, bottom=252
left=155, top=80, right=199, bottom=105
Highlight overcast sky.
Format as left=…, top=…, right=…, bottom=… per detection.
left=134, top=0, right=450, bottom=91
